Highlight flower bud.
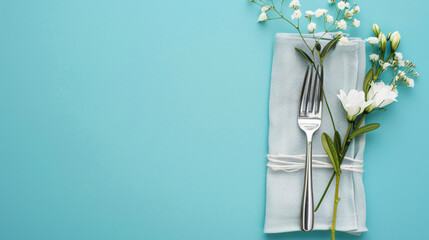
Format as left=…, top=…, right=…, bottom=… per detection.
left=373, top=24, right=380, bottom=37
left=386, top=32, right=391, bottom=41
left=390, top=31, right=401, bottom=51
left=378, top=33, right=386, bottom=51
left=315, top=42, right=321, bottom=51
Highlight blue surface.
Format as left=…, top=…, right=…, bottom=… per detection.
left=0, top=0, right=428, bottom=239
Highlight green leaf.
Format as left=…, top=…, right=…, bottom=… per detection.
left=363, top=69, right=374, bottom=94
left=295, top=47, right=314, bottom=65
left=321, top=133, right=341, bottom=174
left=350, top=123, right=380, bottom=139
left=320, top=35, right=341, bottom=61
left=334, top=130, right=341, bottom=154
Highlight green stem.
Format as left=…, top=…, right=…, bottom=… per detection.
left=341, top=123, right=353, bottom=152
left=374, top=53, right=395, bottom=80
left=330, top=173, right=341, bottom=240
left=323, top=90, right=337, bottom=134
left=314, top=121, right=355, bottom=211
left=354, top=113, right=367, bottom=130
left=308, top=62, right=337, bottom=132
left=314, top=173, right=334, bottom=212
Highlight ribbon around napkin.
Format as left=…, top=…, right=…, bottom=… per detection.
left=264, top=32, right=367, bottom=234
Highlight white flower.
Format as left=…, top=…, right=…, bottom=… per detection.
left=393, top=76, right=400, bottom=83
left=366, top=81, right=398, bottom=112
left=289, top=0, right=301, bottom=9
left=314, top=9, right=328, bottom=18
left=353, top=6, right=360, bottom=13
left=366, top=37, right=379, bottom=45
left=339, top=36, right=349, bottom=45
left=337, top=1, right=350, bottom=10
left=261, top=5, right=271, bottom=12
left=307, top=22, right=317, bottom=33
left=336, top=20, right=347, bottom=30
left=394, top=52, right=403, bottom=60
left=344, top=9, right=354, bottom=19
left=405, top=77, right=415, bottom=88
left=306, top=10, right=315, bottom=16
left=382, top=62, right=391, bottom=70
left=414, top=72, right=419, bottom=77
left=326, top=14, right=334, bottom=23
left=398, top=70, right=405, bottom=77
left=291, top=10, right=302, bottom=19
left=369, top=54, right=379, bottom=62
left=337, top=89, right=373, bottom=121
left=258, top=12, right=268, bottom=22
left=393, top=53, right=404, bottom=67
left=352, top=18, right=360, bottom=27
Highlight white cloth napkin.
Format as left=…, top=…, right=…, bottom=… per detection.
left=264, top=33, right=368, bottom=234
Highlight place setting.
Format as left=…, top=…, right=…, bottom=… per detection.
left=250, top=0, right=418, bottom=239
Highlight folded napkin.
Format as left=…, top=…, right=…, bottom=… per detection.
left=264, top=33, right=367, bottom=234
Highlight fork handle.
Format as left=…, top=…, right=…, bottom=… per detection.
left=301, top=134, right=314, bottom=232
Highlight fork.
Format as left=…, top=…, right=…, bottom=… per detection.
left=298, top=65, right=323, bottom=232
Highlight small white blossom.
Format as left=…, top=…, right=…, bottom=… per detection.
left=289, top=0, right=301, bottom=9
left=382, top=62, right=391, bottom=70
left=336, top=20, right=347, bottom=30
left=337, top=89, right=373, bottom=121
left=306, top=10, right=315, bottom=16
left=258, top=12, right=268, bottom=22
left=393, top=76, right=400, bottom=83
left=344, top=9, right=354, bottom=19
left=352, top=18, right=360, bottom=27
left=394, top=52, right=403, bottom=60
left=365, top=37, right=379, bottom=45
left=315, top=9, right=328, bottom=18
left=405, top=77, right=415, bottom=88
left=369, top=54, right=379, bottom=62
left=291, top=10, right=302, bottom=19
left=337, top=1, right=350, bottom=10
left=326, top=14, right=334, bottom=23
left=414, top=72, right=419, bottom=77
left=261, top=5, right=271, bottom=12
left=398, top=70, right=405, bottom=77
left=366, top=81, right=398, bottom=112
left=339, top=36, right=349, bottom=46
left=307, top=22, right=317, bottom=33
left=353, top=6, right=360, bottom=13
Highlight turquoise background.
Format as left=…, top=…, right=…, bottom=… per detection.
left=0, top=0, right=427, bottom=239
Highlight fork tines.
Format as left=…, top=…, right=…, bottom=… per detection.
left=299, top=65, right=323, bottom=117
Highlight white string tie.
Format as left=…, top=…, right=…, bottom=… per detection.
left=267, top=154, right=363, bottom=173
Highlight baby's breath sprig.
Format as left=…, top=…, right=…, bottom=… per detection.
left=364, top=24, right=418, bottom=90
left=250, top=0, right=361, bottom=62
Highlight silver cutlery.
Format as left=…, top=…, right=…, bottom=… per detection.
left=298, top=65, right=323, bottom=232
